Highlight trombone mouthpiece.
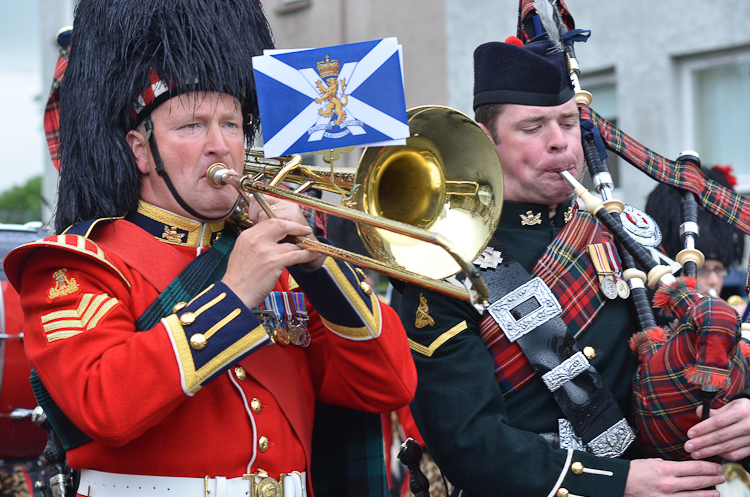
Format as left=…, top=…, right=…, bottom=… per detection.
left=206, top=163, right=230, bottom=189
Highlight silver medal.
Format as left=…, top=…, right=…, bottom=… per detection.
left=616, top=279, right=630, bottom=299
left=601, top=276, right=618, bottom=300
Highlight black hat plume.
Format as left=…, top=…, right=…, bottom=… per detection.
left=55, top=0, right=274, bottom=233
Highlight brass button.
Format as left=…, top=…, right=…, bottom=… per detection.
left=180, top=312, right=196, bottom=326
left=583, top=346, right=596, bottom=360
left=556, top=488, right=569, bottom=497
left=234, top=366, right=247, bottom=381
left=173, top=301, right=188, bottom=313
left=360, top=280, right=373, bottom=296
left=259, top=436, right=269, bottom=452
left=250, top=398, right=261, bottom=413
left=190, top=334, right=207, bottom=350
left=571, top=462, right=584, bottom=474
left=355, top=268, right=366, bottom=280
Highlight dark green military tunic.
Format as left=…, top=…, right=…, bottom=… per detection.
left=400, top=199, right=640, bottom=497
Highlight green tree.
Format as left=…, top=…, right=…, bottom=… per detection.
left=0, top=175, right=43, bottom=224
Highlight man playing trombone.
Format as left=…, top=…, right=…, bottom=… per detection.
left=4, top=1, right=416, bottom=496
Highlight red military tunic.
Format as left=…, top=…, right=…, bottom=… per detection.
left=5, top=202, right=416, bottom=490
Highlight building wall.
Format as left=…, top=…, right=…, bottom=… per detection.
left=443, top=0, right=750, bottom=208
left=266, top=0, right=750, bottom=210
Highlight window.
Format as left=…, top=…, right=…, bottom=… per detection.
left=679, top=48, right=750, bottom=192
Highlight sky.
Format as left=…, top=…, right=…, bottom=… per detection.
left=0, top=0, right=45, bottom=194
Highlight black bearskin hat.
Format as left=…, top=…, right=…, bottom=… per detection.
left=55, top=0, right=274, bottom=233
left=645, top=167, right=745, bottom=269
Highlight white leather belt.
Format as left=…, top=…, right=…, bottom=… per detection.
left=77, top=469, right=307, bottom=497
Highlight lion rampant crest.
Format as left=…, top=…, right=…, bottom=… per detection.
left=314, top=55, right=349, bottom=127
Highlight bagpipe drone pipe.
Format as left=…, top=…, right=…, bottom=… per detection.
left=521, top=0, right=750, bottom=461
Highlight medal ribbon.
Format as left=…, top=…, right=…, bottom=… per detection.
left=263, top=293, right=282, bottom=330
left=603, top=240, right=624, bottom=279
left=292, top=292, right=308, bottom=328
left=281, top=291, right=293, bottom=328
left=587, top=243, right=614, bottom=282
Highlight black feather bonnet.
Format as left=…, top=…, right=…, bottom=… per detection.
left=645, top=167, right=745, bottom=269
left=55, top=0, right=274, bottom=233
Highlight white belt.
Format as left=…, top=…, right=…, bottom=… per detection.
left=77, top=469, right=307, bottom=497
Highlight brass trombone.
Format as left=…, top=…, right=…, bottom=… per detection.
left=207, top=106, right=504, bottom=310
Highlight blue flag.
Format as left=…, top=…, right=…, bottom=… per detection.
left=253, top=38, right=409, bottom=158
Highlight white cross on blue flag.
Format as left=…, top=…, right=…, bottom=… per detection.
left=252, top=38, right=409, bottom=158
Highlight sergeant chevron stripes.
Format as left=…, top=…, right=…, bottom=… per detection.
left=40, top=293, right=120, bottom=342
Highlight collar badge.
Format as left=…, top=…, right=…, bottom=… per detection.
left=564, top=205, right=575, bottom=223
left=162, top=226, right=186, bottom=244
left=520, top=210, right=542, bottom=226
left=415, top=293, right=436, bottom=329
left=473, top=246, right=503, bottom=269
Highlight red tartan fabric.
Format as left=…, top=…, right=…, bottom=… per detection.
left=632, top=279, right=747, bottom=460
left=129, top=69, right=172, bottom=123
left=480, top=211, right=610, bottom=397
left=581, top=105, right=750, bottom=238
left=479, top=312, right=536, bottom=398
left=533, top=212, right=613, bottom=335
left=44, top=46, right=69, bottom=171
left=583, top=102, right=750, bottom=293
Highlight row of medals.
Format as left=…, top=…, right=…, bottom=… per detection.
left=255, top=310, right=311, bottom=347
left=600, top=274, right=630, bottom=300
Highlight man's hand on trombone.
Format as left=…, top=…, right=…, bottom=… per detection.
left=222, top=194, right=326, bottom=310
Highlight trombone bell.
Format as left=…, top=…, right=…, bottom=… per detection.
left=368, top=136, right=445, bottom=229
left=233, top=105, right=503, bottom=308
left=355, top=106, right=503, bottom=281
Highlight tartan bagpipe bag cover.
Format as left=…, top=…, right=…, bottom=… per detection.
left=629, top=276, right=750, bottom=460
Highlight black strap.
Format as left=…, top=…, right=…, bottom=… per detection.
left=480, top=238, right=634, bottom=456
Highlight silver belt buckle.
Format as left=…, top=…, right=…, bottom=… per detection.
left=487, top=277, right=562, bottom=342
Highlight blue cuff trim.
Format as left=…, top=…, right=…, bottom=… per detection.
left=166, top=282, right=270, bottom=394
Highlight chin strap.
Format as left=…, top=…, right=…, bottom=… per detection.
left=144, top=119, right=236, bottom=222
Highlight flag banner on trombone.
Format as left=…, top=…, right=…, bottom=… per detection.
left=252, top=38, right=409, bottom=158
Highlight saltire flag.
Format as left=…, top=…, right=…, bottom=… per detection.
left=252, top=38, right=409, bottom=158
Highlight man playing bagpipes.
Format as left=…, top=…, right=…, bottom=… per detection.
left=3, top=1, right=417, bottom=496
left=398, top=2, right=750, bottom=496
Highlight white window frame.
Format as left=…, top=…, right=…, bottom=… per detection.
left=679, top=48, right=750, bottom=192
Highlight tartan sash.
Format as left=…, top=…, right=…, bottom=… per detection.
left=477, top=212, right=634, bottom=454
left=135, top=230, right=236, bottom=330
left=481, top=211, right=613, bottom=398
